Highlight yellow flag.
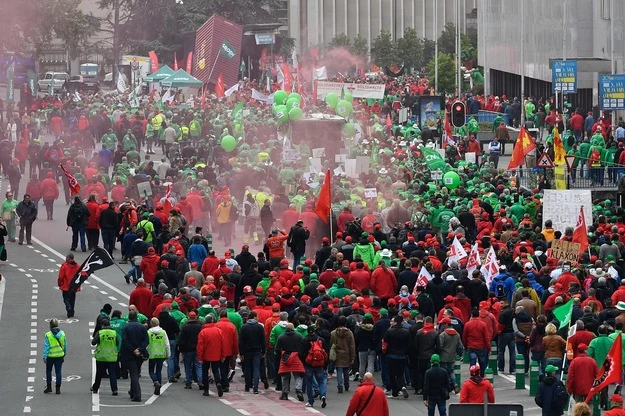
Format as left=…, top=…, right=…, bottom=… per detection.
left=553, top=126, right=566, bottom=166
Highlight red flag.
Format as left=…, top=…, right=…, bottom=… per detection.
left=585, top=334, right=622, bottom=403
left=149, top=88, right=156, bottom=102
left=386, top=113, right=392, bottom=128
left=572, top=205, right=589, bottom=254
left=60, top=164, right=81, bottom=196
left=281, top=63, right=293, bottom=92
left=313, top=80, right=318, bottom=105
left=148, top=51, right=159, bottom=73
left=173, top=52, right=178, bottom=71
left=215, top=74, right=225, bottom=98
left=315, top=170, right=331, bottom=224
left=163, top=185, right=172, bottom=215
left=508, top=126, right=537, bottom=169
left=186, top=52, right=193, bottom=74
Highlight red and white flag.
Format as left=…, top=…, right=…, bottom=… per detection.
left=162, top=185, right=173, bottom=214
left=480, top=246, right=499, bottom=286
left=60, top=164, right=81, bottom=196
left=413, top=266, right=432, bottom=296
left=186, top=52, right=193, bottom=74
left=466, top=243, right=481, bottom=276
left=448, top=236, right=468, bottom=263
left=585, top=334, right=622, bottom=403
left=572, top=205, right=589, bottom=254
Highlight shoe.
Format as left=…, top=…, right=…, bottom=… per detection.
left=154, top=382, right=161, bottom=396
left=314, top=391, right=319, bottom=398
left=297, top=391, right=304, bottom=401
left=305, top=403, right=313, bottom=407
left=169, top=377, right=176, bottom=383
left=345, top=386, right=349, bottom=392
left=203, top=390, right=209, bottom=396
left=253, top=388, right=259, bottom=394
left=217, top=383, right=223, bottom=397
left=263, top=379, right=269, bottom=389
left=18, top=242, right=23, bottom=245
left=44, top=385, right=52, bottom=394
left=90, top=386, right=98, bottom=393
left=198, top=384, right=204, bottom=390
left=223, top=387, right=229, bottom=393
left=228, top=369, right=235, bottom=381
left=56, top=385, right=61, bottom=394
left=279, top=392, right=288, bottom=400
left=27, top=242, right=32, bottom=245
left=402, top=387, right=409, bottom=399
left=82, top=248, right=86, bottom=252
left=174, top=371, right=181, bottom=379
left=112, top=391, right=118, bottom=396
left=338, top=386, right=343, bottom=394
left=131, top=398, right=141, bottom=402
left=245, top=387, right=250, bottom=392
left=184, top=384, right=192, bottom=389
left=67, top=310, right=72, bottom=318
left=70, top=247, right=76, bottom=251
left=353, top=372, right=360, bottom=382
left=124, top=275, right=130, bottom=284
left=321, top=396, right=327, bottom=408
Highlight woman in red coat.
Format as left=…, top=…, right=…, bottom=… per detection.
left=140, top=247, right=160, bottom=286
left=40, top=172, right=59, bottom=220
left=460, top=365, right=495, bottom=403
left=275, top=323, right=306, bottom=401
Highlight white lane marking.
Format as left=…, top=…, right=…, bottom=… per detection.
left=18, top=268, right=25, bottom=272
left=29, top=358, right=35, bottom=364
left=30, top=315, right=37, bottom=321
left=26, top=386, right=33, bottom=392
left=31, top=236, right=130, bottom=300
left=92, top=356, right=99, bottom=412
left=27, top=368, right=35, bottom=373
left=108, top=296, right=117, bottom=301
left=34, top=250, right=41, bottom=253
left=237, top=410, right=251, bottom=416
left=306, top=408, right=321, bottom=414
left=48, top=259, right=55, bottom=262
left=99, top=290, right=108, bottom=295
left=32, top=290, right=38, bottom=294
left=9, top=263, right=17, bottom=267
left=88, top=322, right=95, bottom=326
left=219, top=399, right=233, bottom=405
left=0, top=277, right=6, bottom=323
left=25, top=396, right=32, bottom=402
left=118, top=302, right=127, bottom=307
left=144, top=382, right=171, bottom=404
left=30, top=322, right=37, bottom=327
left=27, top=377, right=35, bottom=383
left=29, top=351, right=36, bottom=356
left=30, top=329, right=36, bottom=334
left=41, top=254, right=48, bottom=257
left=23, top=406, right=31, bottom=413
left=90, top=285, right=99, bottom=289
left=25, top=274, right=32, bottom=278
left=29, top=336, right=36, bottom=341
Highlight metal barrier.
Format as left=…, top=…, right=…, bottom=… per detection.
left=466, top=110, right=510, bottom=126
left=515, top=167, right=620, bottom=190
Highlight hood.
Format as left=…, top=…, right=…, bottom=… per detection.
left=149, top=326, right=163, bottom=334
left=543, top=375, right=556, bottom=386
left=444, top=328, right=458, bottom=336
left=470, top=376, right=484, bottom=384
left=247, top=319, right=258, bottom=325
left=336, top=327, right=350, bottom=337
left=51, top=327, right=63, bottom=337
left=478, top=309, right=490, bottom=319
left=278, top=321, right=288, bottom=328
left=360, top=323, right=374, bottom=331
left=421, top=322, right=435, bottom=334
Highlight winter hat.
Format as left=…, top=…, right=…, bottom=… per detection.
left=430, top=354, right=440, bottom=364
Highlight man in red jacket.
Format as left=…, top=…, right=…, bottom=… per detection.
left=85, top=195, right=101, bottom=250
left=140, top=247, right=160, bottom=287
left=463, top=309, right=490, bottom=376
left=197, top=315, right=225, bottom=397
left=349, top=262, right=371, bottom=292
left=128, top=278, right=152, bottom=317
left=566, top=343, right=598, bottom=402
left=201, top=251, right=220, bottom=277
left=460, top=365, right=495, bottom=403
left=346, top=372, right=389, bottom=416
left=215, top=309, right=239, bottom=392
left=57, top=253, right=81, bottom=318
left=568, top=320, right=596, bottom=358
left=40, top=171, right=59, bottom=220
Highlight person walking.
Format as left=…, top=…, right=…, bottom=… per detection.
left=91, top=318, right=120, bottom=395
left=147, top=317, right=170, bottom=396
left=301, top=324, right=329, bottom=408
left=57, top=253, right=81, bottom=318
left=384, top=315, right=411, bottom=398
left=459, top=364, right=495, bottom=403
left=85, top=195, right=101, bottom=250
left=121, top=311, right=149, bottom=402
left=238, top=311, right=266, bottom=393
left=178, top=311, right=203, bottom=389
left=288, top=219, right=310, bottom=269
left=463, top=309, right=490, bottom=377
left=215, top=309, right=239, bottom=393
left=566, top=343, right=598, bottom=402
left=42, top=318, right=66, bottom=394
left=1, top=191, right=18, bottom=242
left=346, top=372, right=389, bottom=416
left=330, top=315, right=356, bottom=394
left=275, top=322, right=305, bottom=401
left=197, top=314, right=225, bottom=397
left=67, top=196, right=90, bottom=252
left=215, top=197, right=235, bottom=247
left=423, top=354, right=450, bottom=416
left=439, top=317, right=463, bottom=394
left=16, top=193, right=36, bottom=245
left=536, top=365, right=569, bottom=416
left=40, top=172, right=59, bottom=220
left=99, top=201, right=119, bottom=257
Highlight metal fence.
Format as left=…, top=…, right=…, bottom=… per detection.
left=516, top=166, right=621, bottom=190
left=466, top=110, right=510, bottom=126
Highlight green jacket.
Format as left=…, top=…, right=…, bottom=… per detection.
left=197, top=304, right=217, bottom=320
left=328, top=284, right=351, bottom=299
left=257, top=277, right=271, bottom=295
left=269, top=321, right=287, bottom=348
left=226, top=308, right=243, bottom=333
left=0, top=199, right=17, bottom=219
left=123, top=312, right=148, bottom=325
left=588, top=334, right=613, bottom=367
left=109, top=317, right=126, bottom=352
left=352, top=243, right=375, bottom=269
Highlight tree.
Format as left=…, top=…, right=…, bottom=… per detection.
left=396, top=28, right=423, bottom=72
left=350, top=34, right=369, bottom=59
left=437, top=22, right=457, bottom=55
left=371, top=30, right=397, bottom=68
left=422, top=39, right=435, bottom=68
left=427, top=53, right=456, bottom=95
left=329, top=33, right=351, bottom=50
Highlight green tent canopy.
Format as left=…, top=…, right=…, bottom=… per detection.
left=159, top=69, right=203, bottom=88
left=144, top=65, right=175, bottom=83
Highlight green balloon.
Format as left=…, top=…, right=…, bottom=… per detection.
left=288, top=107, right=303, bottom=121
left=272, top=103, right=279, bottom=115
left=336, top=100, right=353, bottom=118
left=325, top=92, right=339, bottom=109
left=286, top=97, right=299, bottom=111
left=288, top=92, right=301, bottom=103
left=221, top=135, right=237, bottom=152
left=443, top=171, right=460, bottom=189
left=276, top=105, right=288, bottom=123
left=342, top=123, right=356, bottom=137
left=274, top=90, right=288, bottom=105
left=344, top=92, right=353, bottom=103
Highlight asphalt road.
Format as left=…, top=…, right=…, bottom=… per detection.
left=0, top=131, right=530, bottom=416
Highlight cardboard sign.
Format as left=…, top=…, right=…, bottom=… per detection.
left=550, top=239, right=581, bottom=262
left=333, top=166, right=343, bottom=176
left=303, top=172, right=319, bottom=188
left=355, top=156, right=370, bottom=175
left=282, top=148, right=298, bottom=161
left=335, top=154, right=347, bottom=163
left=310, top=157, right=322, bottom=173
left=399, top=107, right=409, bottom=123
left=542, top=190, right=592, bottom=233
left=312, top=148, right=326, bottom=158
left=136, top=181, right=152, bottom=197
left=344, top=159, right=358, bottom=178
left=465, top=152, right=476, bottom=164
left=364, top=188, right=378, bottom=199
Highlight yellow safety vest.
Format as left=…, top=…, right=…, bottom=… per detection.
left=46, top=331, right=65, bottom=358
left=148, top=331, right=167, bottom=359
left=94, top=329, right=118, bottom=362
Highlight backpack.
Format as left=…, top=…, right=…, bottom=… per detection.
left=72, top=204, right=84, bottom=222
left=305, top=339, right=328, bottom=367
left=551, top=381, right=569, bottom=411
left=495, top=280, right=506, bottom=299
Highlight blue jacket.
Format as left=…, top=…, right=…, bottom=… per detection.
left=489, top=272, right=516, bottom=302
left=43, top=328, right=67, bottom=359
left=527, top=274, right=545, bottom=297
left=187, top=243, right=207, bottom=266
left=584, top=115, right=595, bottom=131
left=122, top=232, right=137, bottom=257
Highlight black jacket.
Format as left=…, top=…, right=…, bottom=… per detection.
left=372, top=316, right=391, bottom=352
left=99, top=207, right=120, bottom=230
left=177, top=319, right=202, bottom=353
left=158, top=310, right=180, bottom=340
left=239, top=319, right=266, bottom=354
left=384, top=325, right=411, bottom=357
left=67, top=201, right=90, bottom=227
left=16, top=200, right=37, bottom=224
left=299, top=333, right=328, bottom=365
left=424, top=364, right=450, bottom=400
left=275, top=329, right=303, bottom=355
left=121, top=320, right=149, bottom=361
left=416, top=327, right=440, bottom=359
left=234, top=251, right=256, bottom=274
left=287, top=224, right=310, bottom=255
left=499, top=306, right=515, bottom=333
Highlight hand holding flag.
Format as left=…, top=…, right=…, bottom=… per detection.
left=413, top=266, right=433, bottom=296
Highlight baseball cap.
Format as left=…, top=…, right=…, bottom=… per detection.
left=545, top=364, right=558, bottom=374
left=430, top=354, right=440, bottom=364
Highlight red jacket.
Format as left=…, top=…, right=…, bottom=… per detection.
left=281, top=209, right=300, bottom=229
left=197, top=323, right=225, bottom=362
left=462, top=317, right=490, bottom=350
left=370, top=266, right=397, bottom=299
left=140, top=254, right=160, bottom=286
left=345, top=382, right=389, bottom=416
left=86, top=200, right=101, bottom=229
left=460, top=378, right=495, bottom=403
left=215, top=317, right=239, bottom=357
left=40, top=175, right=60, bottom=201
left=111, top=184, right=126, bottom=204
left=566, top=354, right=598, bottom=396
left=57, top=260, right=81, bottom=292
left=349, top=269, right=371, bottom=291
left=337, top=211, right=356, bottom=233
left=605, top=409, right=625, bottom=416
left=25, top=180, right=42, bottom=200
left=319, top=269, right=337, bottom=288
left=201, top=256, right=220, bottom=277
left=454, top=296, right=472, bottom=323
left=149, top=294, right=164, bottom=317
left=612, top=286, right=625, bottom=305
left=129, top=285, right=152, bottom=317
left=568, top=330, right=596, bottom=358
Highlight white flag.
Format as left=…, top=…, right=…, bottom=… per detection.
left=313, top=66, right=328, bottom=80
left=466, top=243, right=482, bottom=276
left=608, top=265, right=620, bottom=279
left=480, top=246, right=499, bottom=286
left=224, top=83, right=239, bottom=97
left=161, top=88, right=175, bottom=104
left=413, top=266, right=432, bottom=296
left=251, top=88, right=274, bottom=104
left=116, top=71, right=127, bottom=93
left=448, top=236, right=468, bottom=264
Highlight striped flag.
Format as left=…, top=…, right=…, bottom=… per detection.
left=60, top=164, right=81, bottom=196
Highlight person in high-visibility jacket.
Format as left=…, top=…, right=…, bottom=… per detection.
left=42, top=318, right=67, bottom=394
left=91, top=318, right=120, bottom=395
left=147, top=317, right=171, bottom=396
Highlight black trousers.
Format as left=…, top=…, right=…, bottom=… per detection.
left=125, top=357, right=143, bottom=400
left=86, top=228, right=100, bottom=249
left=202, top=361, right=222, bottom=392
left=19, top=221, right=32, bottom=244
left=43, top=199, right=54, bottom=219
left=387, top=357, right=407, bottom=396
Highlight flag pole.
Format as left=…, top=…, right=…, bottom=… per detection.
left=329, top=171, right=333, bottom=241
left=207, top=48, right=222, bottom=87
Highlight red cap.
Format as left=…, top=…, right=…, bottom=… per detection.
left=388, top=299, right=396, bottom=305
left=272, top=303, right=281, bottom=311
left=301, top=295, right=310, bottom=303
left=578, top=343, right=588, bottom=351
left=280, top=259, right=289, bottom=267
left=367, top=235, right=375, bottom=242
left=322, top=237, right=330, bottom=243
left=175, top=249, right=184, bottom=255
left=317, top=285, right=326, bottom=291
left=351, top=303, right=360, bottom=311
left=225, top=251, right=232, bottom=258
left=312, top=308, right=320, bottom=315
left=402, top=310, right=410, bottom=317
left=281, top=287, right=290, bottom=294
left=269, top=271, right=278, bottom=278
left=219, top=258, right=226, bottom=264
left=190, top=262, right=198, bottom=268
left=256, top=286, right=264, bottom=294
left=305, top=259, right=313, bottom=266
left=610, top=394, right=623, bottom=404
left=161, top=260, right=169, bottom=267
left=345, top=236, right=352, bottom=243
left=444, top=295, right=454, bottom=302
left=188, top=311, right=198, bottom=319
left=440, top=317, right=452, bottom=325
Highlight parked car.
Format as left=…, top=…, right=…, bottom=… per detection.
left=38, top=72, right=69, bottom=93
left=69, top=74, right=99, bottom=92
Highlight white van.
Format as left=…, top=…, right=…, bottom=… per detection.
left=37, top=72, right=70, bottom=93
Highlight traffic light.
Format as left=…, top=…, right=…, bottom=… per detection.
left=451, top=101, right=466, bottom=128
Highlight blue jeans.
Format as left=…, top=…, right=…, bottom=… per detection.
left=292, top=253, right=303, bottom=271
left=305, top=367, right=327, bottom=405
left=427, top=396, right=447, bottom=416
left=469, top=348, right=488, bottom=377
left=498, top=332, right=516, bottom=373
left=545, top=357, right=562, bottom=379
left=532, top=351, right=546, bottom=376
left=71, top=225, right=86, bottom=250
left=149, top=358, right=164, bottom=384
left=243, top=351, right=261, bottom=390
left=46, top=357, right=63, bottom=386
left=336, top=366, right=349, bottom=389
left=183, top=351, right=202, bottom=385
left=102, top=229, right=116, bottom=256
left=167, top=340, right=179, bottom=379
left=378, top=352, right=389, bottom=389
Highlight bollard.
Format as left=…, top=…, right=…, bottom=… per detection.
left=485, top=368, right=494, bottom=386
left=206, top=234, right=212, bottom=252
left=592, top=394, right=601, bottom=416
left=455, top=359, right=461, bottom=387
left=529, top=361, right=539, bottom=396
left=489, top=341, right=498, bottom=375
left=515, top=354, right=525, bottom=389
left=463, top=351, right=469, bottom=364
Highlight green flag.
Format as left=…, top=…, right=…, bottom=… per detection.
left=553, top=298, right=574, bottom=329
left=420, top=146, right=446, bottom=171
left=231, top=101, right=244, bottom=119
left=27, top=70, right=37, bottom=95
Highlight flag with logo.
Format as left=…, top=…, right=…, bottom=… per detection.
left=508, top=126, right=537, bottom=169
left=5, top=61, right=15, bottom=103
left=116, top=70, right=127, bottom=93
left=162, top=185, right=173, bottom=215
left=420, top=146, right=446, bottom=171
left=553, top=126, right=566, bottom=166
left=480, top=246, right=499, bottom=286
left=413, top=266, right=433, bottom=295
left=59, top=164, right=81, bottom=196
left=69, top=247, right=115, bottom=291
left=448, top=236, right=468, bottom=264
left=553, top=298, right=574, bottom=329
left=466, top=243, right=482, bottom=276
left=230, top=101, right=244, bottom=118
left=148, top=51, right=159, bottom=73
left=173, top=52, right=179, bottom=71
left=585, top=334, right=622, bottom=403
left=572, top=205, right=589, bottom=254
left=186, top=52, right=193, bottom=74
